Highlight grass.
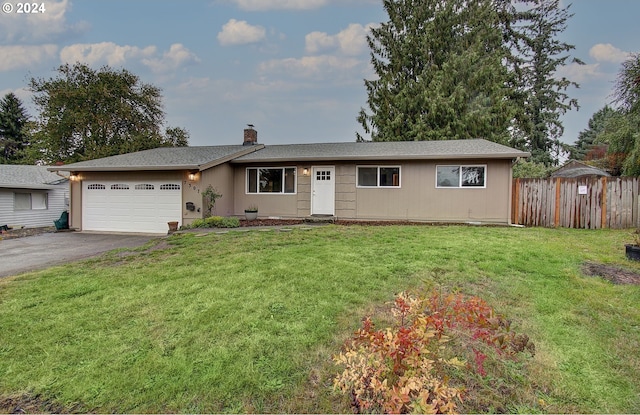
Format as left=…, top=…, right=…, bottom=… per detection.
left=0, top=225, right=639, bottom=413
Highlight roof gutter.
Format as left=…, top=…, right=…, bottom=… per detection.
left=0, top=183, right=60, bottom=190
left=48, top=165, right=202, bottom=172
left=232, top=152, right=531, bottom=164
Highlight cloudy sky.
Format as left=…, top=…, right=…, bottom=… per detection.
left=1, top=0, right=638, bottom=148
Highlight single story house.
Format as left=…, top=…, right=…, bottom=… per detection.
left=550, top=160, right=611, bottom=178
left=48, top=128, right=530, bottom=233
left=0, top=165, right=69, bottom=229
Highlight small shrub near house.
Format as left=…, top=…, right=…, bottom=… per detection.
left=181, top=216, right=240, bottom=230
left=333, top=290, right=535, bottom=414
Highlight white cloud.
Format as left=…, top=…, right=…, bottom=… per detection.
left=0, top=0, right=88, bottom=43
left=556, top=62, right=604, bottom=83
left=258, top=55, right=363, bottom=79
left=589, top=43, right=631, bottom=64
left=0, top=45, right=58, bottom=71
left=229, top=0, right=329, bottom=11
left=227, top=0, right=378, bottom=11
left=143, top=44, right=201, bottom=73
left=554, top=43, right=631, bottom=84
left=217, top=19, right=267, bottom=46
left=59, top=42, right=157, bottom=67
left=306, top=23, right=372, bottom=56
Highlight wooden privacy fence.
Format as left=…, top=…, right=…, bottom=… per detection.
left=512, top=177, right=640, bottom=229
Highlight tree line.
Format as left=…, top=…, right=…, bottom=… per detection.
left=0, top=63, right=189, bottom=165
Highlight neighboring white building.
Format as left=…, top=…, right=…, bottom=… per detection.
left=0, top=165, right=69, bottom=229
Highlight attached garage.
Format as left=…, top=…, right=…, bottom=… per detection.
left=82, top=180, right=182, bottom=233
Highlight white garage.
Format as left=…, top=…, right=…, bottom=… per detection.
left=82, top=180, right=182, bottom=233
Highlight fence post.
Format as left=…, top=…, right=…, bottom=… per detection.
left=601, top=176, right=607, bottom=229
left=555, top=177, right=561, bottom=228
left=513, top=178, right=520, bottom=225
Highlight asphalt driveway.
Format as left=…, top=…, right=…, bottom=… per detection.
left=0, top=232, right=160, bottom=278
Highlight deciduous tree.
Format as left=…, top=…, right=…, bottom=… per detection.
left=601, top=54, right=640, bottom=176
left=29, top=63, right=188, bottom=163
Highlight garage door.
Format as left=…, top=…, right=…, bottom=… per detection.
left=83, top=180, right=182, bottom=233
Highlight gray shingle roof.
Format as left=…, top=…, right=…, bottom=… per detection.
left=233, top=139, right=530, bottom=163
left=0, top=165, right=68, bottom=189
left=49, top=145, right=264, bottom=172
left=46, top=139, right=529, bottom=172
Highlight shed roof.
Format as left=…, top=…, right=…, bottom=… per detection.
left=233, top=139, right=529, bottom=163
left=0, top=165, right=68, bottom=189
left=550, top=160, right=611, bottom=178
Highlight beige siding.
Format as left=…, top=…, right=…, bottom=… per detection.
left=336, top=165, right=356, bottom=217
left=70, top=179, right=81, bottom=229
left=196, top=163, right=235, bottom=222
left=353, top=160, right=511, bottom=223
left=296, top=172, right=311, bottom=217
left=232, top=159, right=513, bottom=223
left=232, top=165, right=302, bottom=218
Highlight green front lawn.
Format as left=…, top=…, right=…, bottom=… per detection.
left=0, top=225, right=639, bottom=413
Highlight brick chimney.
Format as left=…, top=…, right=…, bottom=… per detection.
left=243, top=124, right=257, bottom=146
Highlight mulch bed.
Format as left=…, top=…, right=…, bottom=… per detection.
left=582, top=261, right=640, bottom=285
left=240, top=218, right=482, bottom=227
left=239, top=219, right=306, bottom=227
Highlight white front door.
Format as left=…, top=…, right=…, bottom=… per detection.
left=311, top=166, right=335, bottom=215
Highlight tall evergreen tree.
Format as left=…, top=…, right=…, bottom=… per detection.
left=569, top=105, right=617, bottom=160
left=0, top=92, right=30, bottom=164
left=29, top=62, right=188, bottom=164
left=357, top=0, right=517, bottom=144
left=508, top=0, right=582, bottom=165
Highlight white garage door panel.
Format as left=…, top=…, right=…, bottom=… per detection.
left=83, top=181, right=182, bottom=233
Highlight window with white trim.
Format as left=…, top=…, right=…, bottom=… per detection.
left=436, top=165, right=486, bottom=188
left=14, top=192, right=48, bottom=210
left=87, top=184, right=106, bottom=190
left=357, top=166, right=401, bottom=188
left=247, top=167, right=296, bottom=194
left=111, top=184, right=129, bottom=190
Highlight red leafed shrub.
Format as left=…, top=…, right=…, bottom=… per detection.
left=333, top=290, right=534, bottom=414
